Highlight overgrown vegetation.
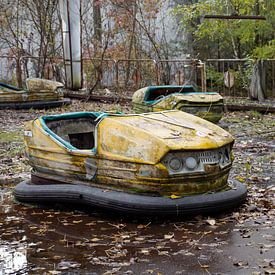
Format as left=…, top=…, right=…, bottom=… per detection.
left=252, top=40, right=275, bottom=59
left=1, top=1, right=274, bottom=96
left=173, top=0, right=275, bottom=59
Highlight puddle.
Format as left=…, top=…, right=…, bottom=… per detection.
left=0, top=190, right=14, bottom=214
left=0, top=111, right=274, bottom=274
left=0, top=188, right=274, bottom=274
left=0, top=242, right=28, bottom=274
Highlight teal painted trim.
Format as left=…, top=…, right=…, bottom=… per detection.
left=146, top=85, right=195, bottom=90
left=0, top=82, right=22, bottom=91
left=39, top=112, right=108, bottom=151
left=41, top=111, right=105, bottom=121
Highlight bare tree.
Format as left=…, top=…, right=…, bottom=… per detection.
left=0, top=0, right=61, bottom=86
left=93, top=0, right=103, bottom=53
left=20, top=0, right=61, bottom=78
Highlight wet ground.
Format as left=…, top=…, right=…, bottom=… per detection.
left=0, top=101, right=274, bottom=274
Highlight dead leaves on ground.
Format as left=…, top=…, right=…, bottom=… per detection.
left=0, top=110, right=274, bottom=274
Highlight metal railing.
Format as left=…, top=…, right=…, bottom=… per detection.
left=205, top=59, right=275, bottom=98
left=0, top=55, right=274, bottom=98
left=0, top=55, right=20, bottom=85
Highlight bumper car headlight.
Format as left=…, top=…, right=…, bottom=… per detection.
left=162, top=145, right=232, bottom=175
left=185, top=156, right=198, bottom=170
left=168, top=157, right=183, bottom=172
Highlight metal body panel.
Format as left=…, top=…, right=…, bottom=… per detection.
left=24, top=110, right=234, bottom=196
left=0, top=78, right=64, bottom=103
left=132, top=86, right=224, bottom=123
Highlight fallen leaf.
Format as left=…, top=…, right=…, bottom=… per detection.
left=170, top=194, right=181, bottom=199
left=206, top=218, right=216, bottom=226
left=200, top=264, right=209, bottom=268
left=233, top=261, right=248, bottom=267
left=164, top=233, right=174, bottom=240
left=140, top=248, right=150, bottom=255
left=72, top=220, right=83, bottom=224
left=91, top=238, right=101, bottom=242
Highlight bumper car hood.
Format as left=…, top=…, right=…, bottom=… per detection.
left=97, top=110, right=233, bottom=164
left=170, top=93, right=223, bottom=103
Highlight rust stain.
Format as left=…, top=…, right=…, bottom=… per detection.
left=0, top=78, right=64, bottom=103
left=132, top=87, right=224, bottom=123
left=24, top=110, right=234, bottom=196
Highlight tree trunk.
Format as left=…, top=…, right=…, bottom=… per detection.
left=16, top=57, right=23, bottom=88
left=125, top=1, right=137, bottom=86
left=255, top=0, right=261, bottom=46
left=93, top=0, right=102, bottom=54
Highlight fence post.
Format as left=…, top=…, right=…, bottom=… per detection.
left=198, top=61, right=207, bottom=92
left=114, top=60, right=119, bottom=89
left=16, top=57, right=23, bottom=88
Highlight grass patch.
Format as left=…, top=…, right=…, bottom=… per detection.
left=0, top=130, right=23, bottom=142
left=0, top=129, right=24, bottom=157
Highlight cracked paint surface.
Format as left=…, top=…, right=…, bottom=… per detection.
left=23, top=110, right=234, bottom=196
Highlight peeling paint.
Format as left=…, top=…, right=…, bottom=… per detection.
left=132, top=86, right=224, bottom=123
left=84, top=158, right=97, bottom=180
left=0, top=78, right=64, bottom=103
left=24, top=110, right=235, bottom=196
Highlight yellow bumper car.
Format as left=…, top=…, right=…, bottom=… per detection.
left=14, top=110, right=246, bottom=216
left=0, top=78, right=70, bottom=109
left=132, top=85, right=224, bottom=123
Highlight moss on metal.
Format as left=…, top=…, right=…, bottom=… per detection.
left=24, top=110, right=234, bottom=196
left=132, top=86, right=224, bottom=123
left=0, top=78, right=64, bottom=103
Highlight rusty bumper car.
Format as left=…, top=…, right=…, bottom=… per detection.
left=0, top=78, right=70, bottom=109
left=132, top=85, right=224, bottom=123
left=14, top=110, right=246, bottom=216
